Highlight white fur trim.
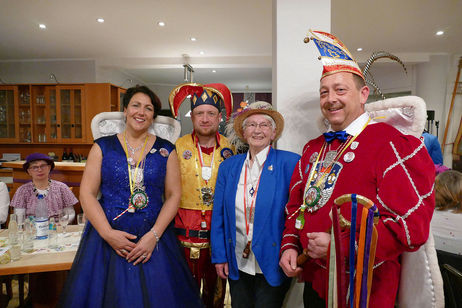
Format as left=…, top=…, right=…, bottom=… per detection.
left=365, top=96, right=427, bottom=138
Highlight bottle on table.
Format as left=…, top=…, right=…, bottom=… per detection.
left=62, top=148, right=69, bottom=162
left=68, top=148, right=75, bottom=162
left=35, top=195, right=49, bottom=242
left=8, top=214, right=21, bottom=261
left=48, top=217, right=59, bottom=249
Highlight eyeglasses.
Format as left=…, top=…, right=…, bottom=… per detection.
left=28, top=164, right=50, bottom=171
left=244, top=122, right=272, bottom=130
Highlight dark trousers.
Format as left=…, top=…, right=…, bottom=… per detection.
left=303, top=282, right=326, bottom=308
left=183, top=247, right=226, bottom=308
left=228, top=271, right=291, bottom=308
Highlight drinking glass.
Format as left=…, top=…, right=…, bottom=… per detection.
left=77, top=213, right=86, bottom=226
left=59, top=212, right=70, bottom=236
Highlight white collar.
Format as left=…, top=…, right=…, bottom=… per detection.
left=245, top=145, right=270, bottom=168
left=327, top=113, right=370, bottom=136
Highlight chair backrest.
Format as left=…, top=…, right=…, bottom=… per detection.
left=90, top=112, right=181, bottom=144
left=437, top=249, right=462, bottom=273
left=441, top=264, right=462, bottom=308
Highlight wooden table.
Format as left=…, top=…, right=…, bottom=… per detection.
left=0, top=225, right=83, bottom=276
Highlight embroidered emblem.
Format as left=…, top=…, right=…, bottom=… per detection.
left=343, top=152, right=355, bottom=163
left=159, top=148, right=169, bottom=157
left=221, top=148, right=234, bottom=160
left=351, top=141, right=359, bottom=150
left=309, top=152, right=318, bottom=163
left=183, top=150, right=192, bottom=160
left=304, top=164, right=309, bottom=174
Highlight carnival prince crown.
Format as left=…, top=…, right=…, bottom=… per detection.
left=304, top=30, right=364, bottom=80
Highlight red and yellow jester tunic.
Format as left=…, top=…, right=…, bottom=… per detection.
left=280, top=121, right=435, bottom=308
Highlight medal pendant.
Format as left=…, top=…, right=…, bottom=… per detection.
left=201, top=187, right=213, bottom=206
left=201, top=220, right=207, bottom=229
left=304, top=186, right=321, bottom=207
left=130, top=190, right=149, bottom=210
left=323, top=150, right=337, bottom=168
left=201, top=167, right=212, bottom=181
left=242, top=241, right=251, bottom=259
left=127, top=157, right=135, bottom=165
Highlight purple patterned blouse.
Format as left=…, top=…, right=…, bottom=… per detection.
left=10, top=180, right=78, bottom=217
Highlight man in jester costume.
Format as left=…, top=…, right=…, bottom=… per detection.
left=279, top=30, right=435, bottom=307
left=169, top=83, right=234, bottom=308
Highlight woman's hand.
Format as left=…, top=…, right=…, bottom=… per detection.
left=126, top=231, right=157, bottom=265
left=102, top=229, right=137, bottom=258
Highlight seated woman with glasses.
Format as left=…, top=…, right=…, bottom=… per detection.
left=10, top=152, right=77, bottom=222
left=10, top=152, right=78, bottom=306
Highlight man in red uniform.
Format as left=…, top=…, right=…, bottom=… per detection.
left=279, top=30, right=435, bottom=307
left=169, top=83, right=234, bottom=308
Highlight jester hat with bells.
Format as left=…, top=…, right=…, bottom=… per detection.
left=168, top=83, right=233, bottom=120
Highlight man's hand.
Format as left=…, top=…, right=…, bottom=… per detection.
left=215, top=263, right=229, bottom=279
left=279, top=249, right=303, bottom=277
left=306, top=232, right=330, bottom=259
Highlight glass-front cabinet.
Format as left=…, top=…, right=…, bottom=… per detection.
left=0, top=86, right=19, bottom=142
left=0, top=83, right=123, bottom=145
left=57, top=85, right=85, bottom=142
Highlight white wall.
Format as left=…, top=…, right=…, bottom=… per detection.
left=274, top=2, right=330, bottom=306
left=0, top=59, right=96, bottom=83
left=274, top=0, right=331, bottom=155
left=415, top=54, right=451, bottom=134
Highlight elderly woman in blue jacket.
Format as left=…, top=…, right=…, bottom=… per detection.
left=211, top=101, right=300, bottom=308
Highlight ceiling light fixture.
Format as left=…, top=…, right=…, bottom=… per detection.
left=39, top=24, right=46, bottom=30
left=436, top=30, right=444, bottom=36
left=357, top=47, right=363, bottom=51
left=190, top=37, right=197, bottom=41
left=158, top=21, right=165, bottom=27
left=97, top=18, right=105, bottom=23
left=212, top=70, right=217, bottom=73
left=200, top=51, right=205, bottom=55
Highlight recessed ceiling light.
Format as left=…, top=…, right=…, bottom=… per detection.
left=190, top=37, right=197, bottom=41
left=212, top=70, right=216, bottom=73
left=157, top=21, right=165, bottom=27
left=39, top=24, right=46, bottom=30
left=357, top=47, right=363, bottom=51
left=97, top=18, right=105, bottom=23
left=436, top=30, right=444, bottom=36
left=200, top=51, right=205, bottom=55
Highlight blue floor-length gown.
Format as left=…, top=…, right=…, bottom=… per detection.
left=59, top=134, right=203, bottom=308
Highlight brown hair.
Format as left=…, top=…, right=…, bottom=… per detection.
left=435, top=170, right=462, bottom=212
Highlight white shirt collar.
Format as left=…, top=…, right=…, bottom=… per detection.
left=245, top=145, right=270, bottom=168
left=327, top=112, right=370, bottom=136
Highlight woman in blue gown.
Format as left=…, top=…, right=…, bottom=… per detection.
left=60, top=85, right=202, bottom=308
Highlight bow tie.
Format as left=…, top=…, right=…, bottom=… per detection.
left=323, top=130, right=349, bottom=143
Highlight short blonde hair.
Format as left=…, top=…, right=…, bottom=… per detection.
left=435, top=170, right=462, bottom=212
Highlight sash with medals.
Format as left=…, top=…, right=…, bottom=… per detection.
left=113, top=133, right=149, bottom=221
left=295, top=119, right=370, bottom=230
